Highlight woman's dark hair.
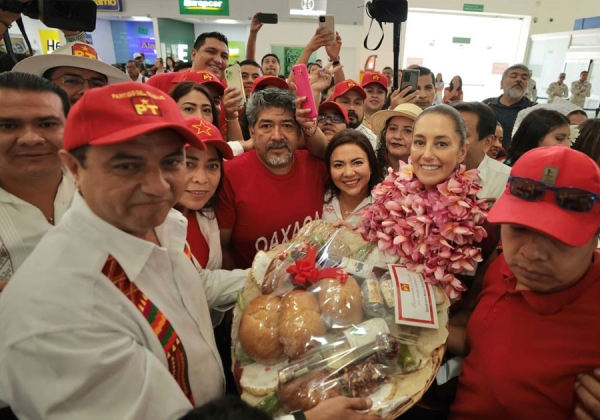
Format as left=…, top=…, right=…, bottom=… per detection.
left=179, top=395, right=271, bottom=420
left=166, top=56, right=175, bottom=70
left=174, top=61, right=193, bottom=72
left=414, top=104, right=466, bottom=146
left=449, top=75, right=463, bottom=92
left=324, top=129, right=382, bottom=203
left=572, top=118, right=600, bottom=166
left=320, top=77, right=336, bottom=103
left=506, top=109, right=570, bottom=166
left=168, top=82, right=220, bottom=128
left=375, top=116, right=409, bottom=179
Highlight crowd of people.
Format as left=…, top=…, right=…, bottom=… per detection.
left=1, top=6, right=600, bottom=420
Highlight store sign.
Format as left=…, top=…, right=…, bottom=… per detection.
left=139, top=37, right=156, bottom=53
left=39, top=29, right=61, bottom=54
left=463, top=3, right=484, bottom=12
left=94, top=0, right=123, bottom=12
left=179, top=0, right=229, bottom=15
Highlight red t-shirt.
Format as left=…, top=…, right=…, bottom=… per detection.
left=186, top=212, right=209, bottom=269
left=216, top=150, right=327, bottom=269
left=450, top=252, right=600, bottom=419
left=145, top=71, right=181, bottom=93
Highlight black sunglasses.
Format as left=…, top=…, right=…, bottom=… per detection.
left=318, top=114, right=345, bottom=124
left=508, top=176, right=600, bottom=213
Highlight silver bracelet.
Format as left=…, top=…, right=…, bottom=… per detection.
left=65, top=31, right=88, bottom=43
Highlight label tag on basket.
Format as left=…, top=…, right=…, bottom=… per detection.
left=388, top=265, right=439, bottom=329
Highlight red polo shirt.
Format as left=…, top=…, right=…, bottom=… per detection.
left=450, top=252, right=600, bottom=419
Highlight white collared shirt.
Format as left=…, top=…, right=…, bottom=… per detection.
left=322, top=194, right=373, bottom=227
left=477, top=155, right=511, bottom=201
left=0, top=193, right=247, bottom=419
left=0, top=170, right=75, bottom=280
left=356, top=124, right=378, bottom=151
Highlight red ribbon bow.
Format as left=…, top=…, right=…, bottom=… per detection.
left=286, top=244, right=348, bottom=288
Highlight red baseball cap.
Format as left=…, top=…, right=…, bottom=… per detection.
left=63, top=82, right=205, bottom=152
left=489, top=147, right=600, bottom=246
left=331, top=80, right=367, bottom=101
left=361, top=72, right=388, bottom=90
left=184, top=117, right=234, bottom=159
left=318, top=101, right=349, bottom=124
left=251, top=75, right=289, bottom=93
left=177, top=70, right=225, bottom=95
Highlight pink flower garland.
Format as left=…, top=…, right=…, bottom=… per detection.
left=356, top=161, right=489, bottom=301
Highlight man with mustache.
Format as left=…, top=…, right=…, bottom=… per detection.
left=449, top=146, right=600, bottom=419
left=483, top=64, right=534, bottom=149
left=332, top=80, right=378, bottom=150
left=217, top=88, right=328, bottom=269
left=0, top=72, right=74, bottom=295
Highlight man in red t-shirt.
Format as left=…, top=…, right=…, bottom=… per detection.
left=216, top=88, right=328, bottom=269
left=449, top=146, right=600, bottom=420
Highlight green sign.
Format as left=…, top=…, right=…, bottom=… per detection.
left=179, top=0, right=229, bottom=16
left=228, top=41, right=245, bottom=64
left=452, top=37, right=471, bottom=44
left=463, top=3, right=484, bottom=12
left=271, top=46, right=317, bottom=77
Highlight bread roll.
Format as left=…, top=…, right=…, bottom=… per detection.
left=317, top=276, right=364, bottom=328
left=278, top=369, right=341, bottom=412
left=279, top=290, right=327, bottom=359
left=262, top=257, right=294, bottom=295
left=239, top=295, right=285, bottom=365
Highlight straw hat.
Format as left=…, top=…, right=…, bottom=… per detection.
left=370, top=103, right=423, bottom=136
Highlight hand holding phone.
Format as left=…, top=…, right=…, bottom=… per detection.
left=224, top=64, right=246, bottom=107
left=400, top=69, right=420, bottom=95
left=318, top=15, right=335, bottom=45
left=292, top=64, right=317, bottom=119
left=257, top=13, right=278, bottom=24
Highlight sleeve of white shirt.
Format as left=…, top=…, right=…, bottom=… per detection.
left=228, top=141, right=245, bottom=157
left=200, top=268, right=248, bottom=311
left=0, top=328, right=192, bottom=420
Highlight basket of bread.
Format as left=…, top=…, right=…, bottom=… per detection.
left=231, top=221, right=450, bottom=418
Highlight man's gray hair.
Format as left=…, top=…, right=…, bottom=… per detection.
left=502, top=64, right=530, bottom=80
left=246, top=88, right=297, bottom=128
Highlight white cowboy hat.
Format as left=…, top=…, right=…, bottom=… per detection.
left=13, top=42, right=129, bottom=85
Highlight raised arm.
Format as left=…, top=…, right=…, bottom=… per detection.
left=246, top=13, right=263, bottom=62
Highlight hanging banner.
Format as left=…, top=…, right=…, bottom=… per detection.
left=179, top=0, right=229, bottom=15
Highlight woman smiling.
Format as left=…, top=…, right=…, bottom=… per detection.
left=322, top=130, right=382, bottom=226
left=371, top=103, right=422, bottom=178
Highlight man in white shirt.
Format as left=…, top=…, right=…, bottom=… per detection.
left=0, top=72, right=75, bottom=291
left=0, top=82, right=376, bottom=420
left=126, top=59, right=148, bottom=83
left=451, top=102, right=511, bottom=202
left=332, top=80, right=378, bottom=150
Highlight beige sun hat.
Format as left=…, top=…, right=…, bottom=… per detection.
left=13, top=42, right=129, bottom=85
left=371, top=103, right=423, bottom=137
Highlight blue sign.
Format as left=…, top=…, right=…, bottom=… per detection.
left=94, top=0, right=123, bottom=12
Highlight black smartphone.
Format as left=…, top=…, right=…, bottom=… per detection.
left=258, top=13, right=278, bottom=24
left=400, top=69, right=420, bottom=95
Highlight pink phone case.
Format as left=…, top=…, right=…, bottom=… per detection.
left=292, top=64, right=318, bottom=119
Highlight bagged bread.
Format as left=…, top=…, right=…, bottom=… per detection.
left=315, top=276, right=364, bottom=328
left=279, top=290, right=327, bottom=359
left=239, top=294, right=285, bottom=365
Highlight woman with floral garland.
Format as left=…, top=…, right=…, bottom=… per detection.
left=357, top=105, right=499, bottom=419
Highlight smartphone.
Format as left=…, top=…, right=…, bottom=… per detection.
left=258, top=13, right=278, bottom=24
left=318, top=15, right=335, bottom=45
left=224, top=64, right=246, bottom=107
left=400, top=69, right=420, bottom=95
left=292, top=64, right=317, bottom=119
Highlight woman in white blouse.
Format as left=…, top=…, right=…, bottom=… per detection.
left=322, top=129, right=382, bottom=227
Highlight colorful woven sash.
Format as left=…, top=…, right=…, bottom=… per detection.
left=102, top=254, right=195, bottom=405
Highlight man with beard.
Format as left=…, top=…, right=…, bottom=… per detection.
left=217, top=89, right=328, bottom=269
left=331, top=80, right=378, bottom=150
left=361, top=72, right=388, bottom=133
left=483, top=64, right=534, bottom=148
